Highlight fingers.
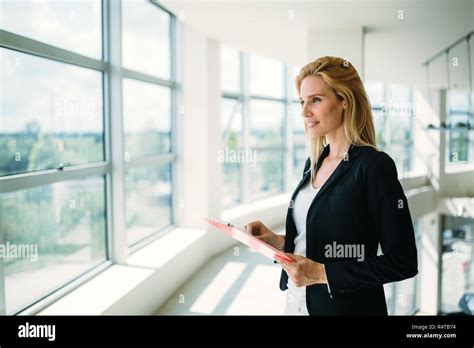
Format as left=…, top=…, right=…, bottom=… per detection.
left=275, top=254, right=295, bottom=268
left=278, top=263, right=303, bottom=287
left=244, top=220, right=262, bottom=236
left=283, top=253, right=299, bottom=261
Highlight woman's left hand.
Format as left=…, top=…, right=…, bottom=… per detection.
left=275, top=253, right=327, bottom=287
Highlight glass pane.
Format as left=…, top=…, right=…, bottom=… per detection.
left=221, top=98, right=243, bottom=149
left=292, top=102, right=305, bottom=147
left=470, top=118, right=474, bottom=163
left=365, top=81, right=385, bottom=108
left=390, top=115, right=411, bottom=142
left=384, top=283, right=394, bottom=315
left=387, top=143, right=411, bottom=175
left=372, top=109, right=386, bottom=147
left=1, top=176, right=107, bottom=314
left=387, top=84, right=413, bottom=121
left=293, top=146, right=307, bottom=187
left=289, top=66, right=301, bottom=100
left=125, top=163, right=172, bottom=246
left=448, top=90, right=470, bottom=112
left=122, top=79, right=171, bottom=159
left=221, top=46, right=240, bottom=94
left=447, top=90, right=470, bottom=164
left=2, top=0, right=102, bottom=59
left=441, top=216, right=474, bottom=314
left=448, top=41, right=470, bottom=91
left=388, top=84, right=411, bottom=104
left=0, top=49, right=104, bottom=176
left=249, top=99, right=285, bottom=147
left=122, top=0, right=171, bottom=79
left=394, top=277, right=417, bottom=315
left=429, top=54, right=449, bottom=89
left=221, top=98, right=242, bottom=207
left=222, top=162, right=241, bottom=208
left=471, top=42, right=474, bottom=94
left=449, top=129, right=469, bottom=163
left=250, top=150, right=284, bottom=199
left=249, top=54, right=284, bottom=98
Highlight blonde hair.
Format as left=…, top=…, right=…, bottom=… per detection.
left=295, top=56, right=378, bottom=182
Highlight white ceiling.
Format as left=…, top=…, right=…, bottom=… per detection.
left=160, top=0, right=474, bottom=86
left=162, top=0, right=471, bottom=30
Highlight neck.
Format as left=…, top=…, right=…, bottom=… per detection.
left=326, top=126, right=351, bottom=160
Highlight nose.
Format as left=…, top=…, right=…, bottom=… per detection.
left=301, top=102, right=312, bottom=118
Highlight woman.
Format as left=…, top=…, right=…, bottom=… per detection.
left=245, top=56, right=418, bottom=315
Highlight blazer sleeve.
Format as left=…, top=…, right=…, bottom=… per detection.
left=323, top=152, right=418, bottom=298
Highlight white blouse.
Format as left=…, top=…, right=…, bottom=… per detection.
left=284, top=180, right=320, bottom=315
left=292, top=180, right=320, bottom=257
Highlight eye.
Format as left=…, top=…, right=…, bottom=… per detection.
left=312, top=97, right=321, bottom=103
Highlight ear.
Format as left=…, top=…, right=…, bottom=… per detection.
left=336, top=94, right=346, bottom=109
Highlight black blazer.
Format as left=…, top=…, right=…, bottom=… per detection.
left=280, top=143, right=418, bottom=315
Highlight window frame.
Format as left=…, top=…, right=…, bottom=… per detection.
left=446, top=90, right=472, bottom=165
left=368, top=82, right=415, bottom=176
left=220, top=49, right=297, bottom=207
left=0, top=0, right=178, bottom=314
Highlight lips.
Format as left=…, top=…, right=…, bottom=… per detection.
left=306, top=121, right=320, bottom=128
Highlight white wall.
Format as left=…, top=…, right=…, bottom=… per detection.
left=175, top=23, right=223, bottom=227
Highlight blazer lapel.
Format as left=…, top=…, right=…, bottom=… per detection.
left=310, top=143, right=361, bottom=207
left=290, top=144, right=330, bottom=201
left=310, top=155, right=352, bottom=206
left=291, top=143, right=362, bottom=209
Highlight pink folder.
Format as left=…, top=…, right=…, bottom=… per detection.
left=203, top=218, right=294, bottom=263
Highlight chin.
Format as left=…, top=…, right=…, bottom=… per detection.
left=308, top=129, right=325, bottom=138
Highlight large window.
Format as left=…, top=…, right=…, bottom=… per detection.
left=122, top=0, right=171, bottom=79
left=0, top=0, right=176, bottom=314
left=125, top=164, right=172, bottom=246
left=292, top=101, right=307, bottom=185
left=220, top=46, right=243, bottom=207
left=384, top=219, right=421, bottom=315
left=1, top=177, right=107, bottom=314
left=220, top=47, right=293, bottom=206
left=1, top=0, right=102, bottom=58
left=441, top=215, right=474, bottom=314
left=122, top=79, right=172, bottom=158
left=249, top=55, right=285, bottom=99
left=221, top=97, right=243, bottom=207
left=0, top=49, right=104, bottom=176
left=447, top=90, right=473, bottom=164
left=121, top=0, right=174, bottom=247
left=366, top=81, right=415, bottom=175
left=249, top=98, right=285, bottom=199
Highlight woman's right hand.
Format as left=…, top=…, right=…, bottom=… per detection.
left=244, top=220, right=285, bottom=252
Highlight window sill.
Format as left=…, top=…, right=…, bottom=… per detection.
left=445, top=163, right=474, bottom=174
left=399, top=173, right=430, bottom=190
left=32, top=194, right=297, bottom=315
left=221, top=192, right=291, bottom=229
left=36, top=227, right=207, bottom=315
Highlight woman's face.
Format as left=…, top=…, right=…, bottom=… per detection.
left=298, top=75, right=345, bottom=138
